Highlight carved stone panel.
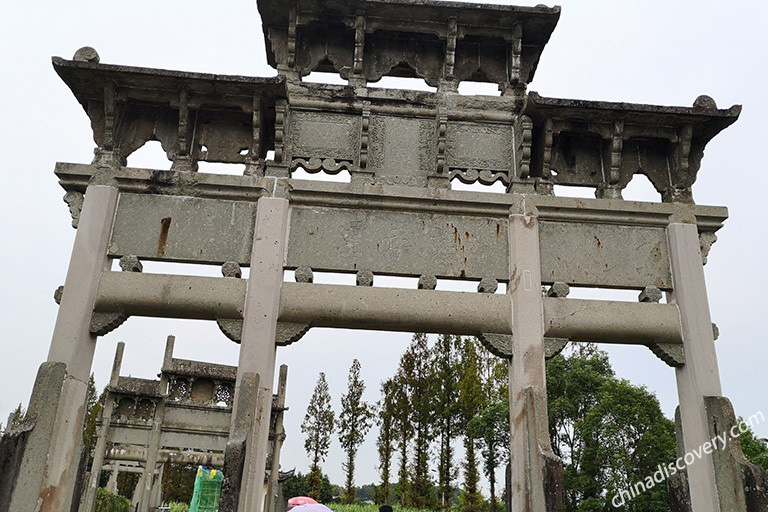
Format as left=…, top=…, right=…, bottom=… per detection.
left=539, top=221, right=672, bottom=290
left=446, top=121, right=513, bottom=185
left=109, top=193, right=257, bottom=265
left=288, top=111, right=360, bottom=162
left=368, top=115, right=435, bottom=186
left=287, top=206, right=509, bottom=280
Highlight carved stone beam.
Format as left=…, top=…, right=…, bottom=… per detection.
left=171, top=88, right=197, bottom=172
left=217, top=262, right=310, bottom=346
left=597, top=119, right=624, bottom=199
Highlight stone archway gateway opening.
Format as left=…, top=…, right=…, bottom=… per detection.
left=1, top=0, right=766, bottom=511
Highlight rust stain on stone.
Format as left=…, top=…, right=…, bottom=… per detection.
left=157, top=217, right=172, bottom=257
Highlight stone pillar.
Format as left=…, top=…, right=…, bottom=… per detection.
left=667, top=221, right=723, bottom=512
left=225, top=197, right=289, bottom=512
left=137, top=336, right=174, bottom=512
left=506, top=197, right=564, bottom=512
left=107, top=463, right=119, bottom=494
left=150, top=463, right=164, bottom=509
left=265, top=365, right=288, bottom=512
left=37, top=185, right=119, bottom=512
left=81, top=342, right=125, bottom=512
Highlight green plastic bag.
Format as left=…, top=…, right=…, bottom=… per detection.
left=189, top=466, right=223, bottom=512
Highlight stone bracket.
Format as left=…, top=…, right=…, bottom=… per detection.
left=216, top=319, right=310, bottom=347
left=478, top=333, right=568, bottom=360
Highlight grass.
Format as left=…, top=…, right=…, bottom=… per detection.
left=327, top=504, right=436, bottom=512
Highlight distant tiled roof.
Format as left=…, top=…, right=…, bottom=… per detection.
left=163, top=358, right=237, bottom=381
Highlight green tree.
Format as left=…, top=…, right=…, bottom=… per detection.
left=404, top=333, right=437, bottom=509
left=83, top=376, right=105, bottom=451
left=476, top=346, right=508, bottom=512
left=392, top=351, right=414, bottom=506
left=337, top=359, right=375, bottom=503
left=467, top=400, right=508, bottom=512
left=7, top=403, right=25, bottom=429
left=431, top=334, right=461, bottom=509
left=737, top=420, right=768, bottom=471
left=457, top=337, right=484, bottom=512
left=282, top=471, right=336, bottom=503
left=546, top=345, right=676, bottom=511
left=302, top=372, right=336, bottom=499
left=162, top=463, right=197, bottom=503
left=375, top=378, right=396, bottom=504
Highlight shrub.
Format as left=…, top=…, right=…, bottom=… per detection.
left=95, top=487, right=130, bottom=512
left=170, top=502, right=190, bottom=512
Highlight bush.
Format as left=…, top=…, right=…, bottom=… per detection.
left=95, top=487, right=130, bottom=512
left=170, top=502, right=190, bottom=512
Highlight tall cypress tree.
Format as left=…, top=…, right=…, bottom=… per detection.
left=457, top=337, right=484, bottom=512
left=301, top=372, right=336, bottom=499
left=337, top=359, right=374, bottom=503
left=393, top=347, right=414, bottom=506
left=405, top=333, right=436, bottom=509
left=376, top=378, right=397, bottom=505
left=476, top=347, right=508, bottom=512
left=432, top=334, right=461, bottom=509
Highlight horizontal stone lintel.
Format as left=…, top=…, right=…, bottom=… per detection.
left=95, top=271, right=683, bottom=345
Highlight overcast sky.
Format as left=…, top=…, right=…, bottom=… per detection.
left=1, top=0, right=767, bottom=494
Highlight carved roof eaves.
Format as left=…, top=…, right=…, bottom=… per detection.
left=525, top=91, right=741, bottom=142
left=52, top=57, right=286, bottom=113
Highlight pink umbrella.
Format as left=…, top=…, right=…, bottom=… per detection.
left=291, top=504, right=332, bottom=512
left=288, top=497, right=318, bottom=507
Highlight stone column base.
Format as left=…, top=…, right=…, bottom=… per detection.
left=669, top=396, right=768, bottom=511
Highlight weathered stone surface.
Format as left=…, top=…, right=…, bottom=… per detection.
left=119, top=255, right=143, bottom=273
left=294, top=266, right=313, bottom=283
left=110, top=193, right=259, bottom=265
left=90, top=312, right=129, bottom=336
left=547, top=282, right=570, bottom=298
left=418, top=274, right=437, bottom=290
left=670, top=399, right=768, bottom=511
left=356, top=270, right=374, bottom=287
left=477, top=277, right=498, bottom=294
left=222, top=261, right=242, bottom=278
left=638, top=285, right=663, bottom=303
left=2, top=362, right=67, bottom=512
